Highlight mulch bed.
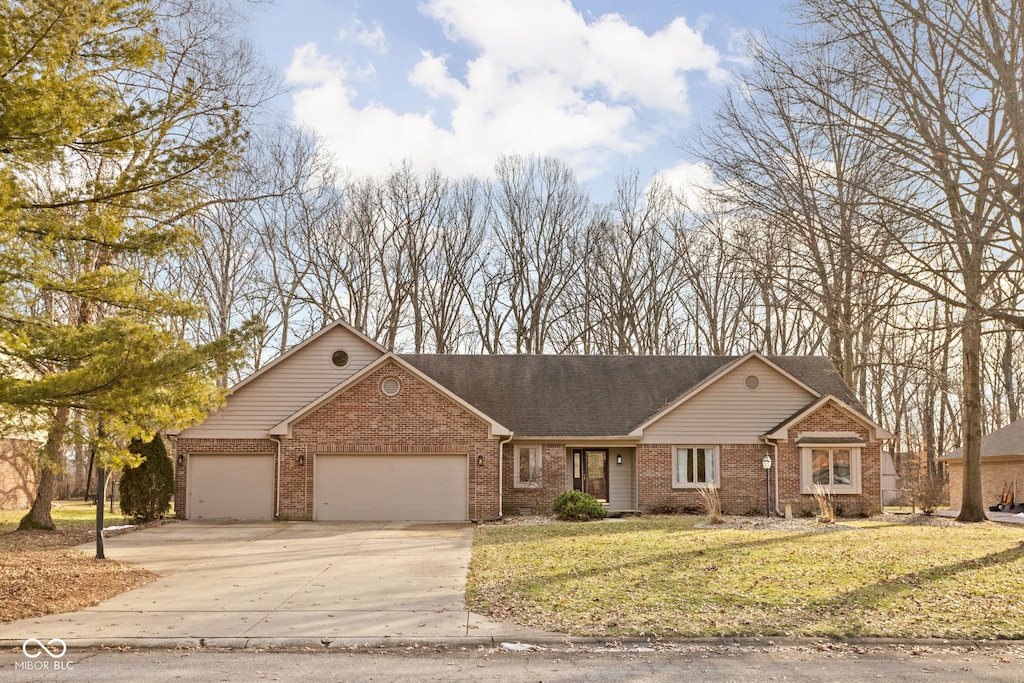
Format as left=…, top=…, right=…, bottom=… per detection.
left=0, top=525, right=157, bottom=623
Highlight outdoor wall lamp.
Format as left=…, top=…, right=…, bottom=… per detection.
left=616, top=454, right=623, bottom=465
left=477, top=454, right=484, bottom=467
left=761, top=454, right=773, bottom=519
left=298, top=453, right=305, bottom=466
left=177, top=453, right=184, bottom=466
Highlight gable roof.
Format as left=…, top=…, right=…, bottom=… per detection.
left=762, top=394, right=893, bottom=442
left=401, top=354, right=860, bottom=438
left=626, top=351, right=825, bottom=437
left=942, top=418, right=1024, bottom=460
left=269, top=353, right=512, bottom=438
left=226, top=319, right=386, bottom=395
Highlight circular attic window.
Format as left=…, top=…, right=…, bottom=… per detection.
left=381, top=377, right=401, bottom=396
left=744, top=374, right=761, bottom=390
left=331, top=350, right=350, bottom=368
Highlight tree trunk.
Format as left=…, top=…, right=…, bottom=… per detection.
left=956, top=306, right=987, bottom=522
left=18, top=406, right=70, bottom=530
left=1002, top=329, right=1019, bottom=422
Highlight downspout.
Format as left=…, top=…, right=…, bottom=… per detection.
left=497, top=432, right=514, bottom=519
left=269, top=435, right=282, bottom=520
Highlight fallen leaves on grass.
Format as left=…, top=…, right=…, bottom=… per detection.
left=0, top=525, right=156, bottom=623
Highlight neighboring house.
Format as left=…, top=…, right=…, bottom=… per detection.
left=941, top=418, right=1024, bottom=511
left=173, top=321, right=892, bottom=522
left=0, top=438, right=38, bottom=509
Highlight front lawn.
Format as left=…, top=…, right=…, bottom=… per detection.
left=0, top=501, right=156, bottom=623
left=467, top=517, right=1024, bottom=639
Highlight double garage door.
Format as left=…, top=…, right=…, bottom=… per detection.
left=315, top=454, right=467, bottom=521
left=187, top=454, right=467, bottom=522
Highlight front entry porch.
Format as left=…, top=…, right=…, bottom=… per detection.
left=567, top=446, right=637, bottom=512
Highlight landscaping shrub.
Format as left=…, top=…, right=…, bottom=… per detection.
left=119, top=436, right=174, bottom=522
left=911, top=473, right=948, bottom=515
left=552, top=490, right=607, bottom=521
left=648, top=502, right=701, bottom=515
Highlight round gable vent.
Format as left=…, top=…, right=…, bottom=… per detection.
left=744, top=374, right=761, bottom=390
left=381, top=377, right=401, bottom=396
left=331, top=350, right=350, bottom=368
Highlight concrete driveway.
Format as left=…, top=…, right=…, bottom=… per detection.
left=0, top=521, right=548, bottom=647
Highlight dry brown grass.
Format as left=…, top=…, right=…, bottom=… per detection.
left=0, top=502, right=157, bottom=623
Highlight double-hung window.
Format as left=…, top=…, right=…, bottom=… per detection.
left=514, top=445, right=542, bottom=488
left=673, top=446, right=718, bottom=488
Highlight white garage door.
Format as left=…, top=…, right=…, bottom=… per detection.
left=315, top=454, right=467, bottom=521
left=188, top=454, right=275, bottom=520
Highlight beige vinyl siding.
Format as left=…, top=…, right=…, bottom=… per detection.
left=641, top=357, right=816, bottom=444
left=607, top=447, right=637, bottom=511
left=181, top=326, right=383, bottom=438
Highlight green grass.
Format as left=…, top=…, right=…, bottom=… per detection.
left=0, top=500, right=131, bottom=533
left=467, top=518, right=1024, bottom=638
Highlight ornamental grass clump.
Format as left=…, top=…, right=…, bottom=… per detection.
left=552, top=490, right=607, bottom=521
left=813, top=484, right=836, bottom=524
left=697, top=484, right=724, bottom=524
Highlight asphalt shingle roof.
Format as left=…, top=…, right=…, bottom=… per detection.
left=401, top=354, right=859, bottom=437
left=942, top=418, right=1024, bottom=459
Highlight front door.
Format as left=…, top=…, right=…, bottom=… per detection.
left=571, top=449, right=609, bottom=502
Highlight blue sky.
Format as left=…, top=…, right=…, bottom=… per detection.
left=246, top=0, right=789, bottom=196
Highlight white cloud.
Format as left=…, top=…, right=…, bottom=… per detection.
left=286, top=0, right=724, bottom=182
left=653, top=161, right=717, bottom=210
left=339, top=19, right=387, bottom=54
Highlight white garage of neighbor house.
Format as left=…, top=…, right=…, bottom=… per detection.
left=172, top=320, right=890, bottom=522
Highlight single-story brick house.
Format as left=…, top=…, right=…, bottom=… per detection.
left=941, top=418, right=1024, bottom=512
left=173, top=320, right=891, bottom=521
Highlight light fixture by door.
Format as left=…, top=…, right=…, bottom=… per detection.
left=298, top=454, right=305, bottom=466
left=477, top=454, right=484, bottom=467
left=616, top=454, right=622, bottom=465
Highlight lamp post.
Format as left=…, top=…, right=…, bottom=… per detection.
left=761, top=454, right=772, bottom=519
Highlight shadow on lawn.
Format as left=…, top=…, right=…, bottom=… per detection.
left=473, top=518, right=707, bottom=546
left=817, top=541, right=1024, bottom=615
left=476, top=519, right=824, bottom=588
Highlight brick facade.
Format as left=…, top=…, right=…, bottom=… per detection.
left=499, top=402, right=883, bottom=517
left=176, top=366, right=884, bottom=521
left=0, top=438, right=37, bottom=509
left=176, top=361, right=502, bottom=521
left=501, top=443, right=568, bottom=515
left=775, top=403, right=882, bottom=517
left=946, top=456, right=1024, bottom=511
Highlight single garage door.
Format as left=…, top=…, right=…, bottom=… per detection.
left=188, top=454, right=275, bottom=520
left=315, top=454, right=467, bottom=521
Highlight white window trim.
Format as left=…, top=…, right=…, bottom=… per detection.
left=514, top=444, right=543, bottom=488
left=800, top=446, right=862, bottom=495
left=672, top=445, right=719, bottom=488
